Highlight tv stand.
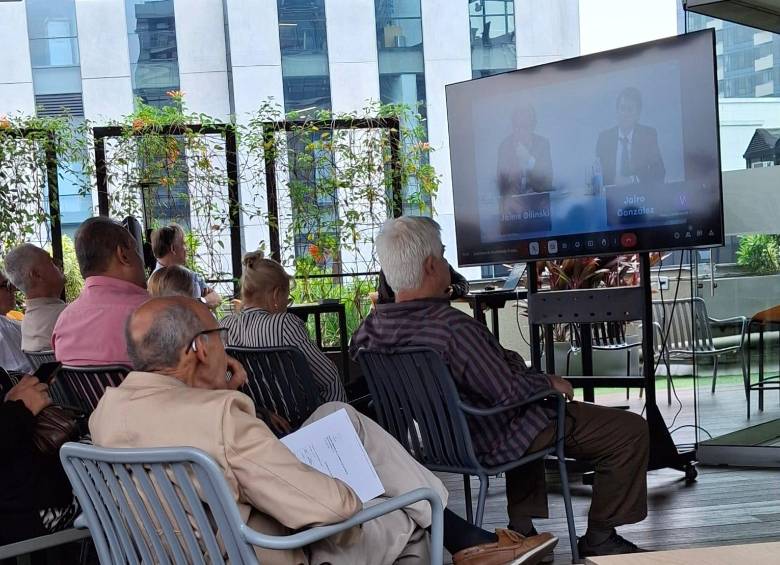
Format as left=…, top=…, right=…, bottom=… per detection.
left=527, top=253, right=697, bottom=480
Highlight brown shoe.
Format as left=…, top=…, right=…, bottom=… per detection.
left=452, top=529, right=558, bottom=565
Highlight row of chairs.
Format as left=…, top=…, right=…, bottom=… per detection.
left=14, top=346, right=579, bottom=563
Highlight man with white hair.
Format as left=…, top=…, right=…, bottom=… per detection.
left=351, top=216, right=650, bottom=558
left=4, top=244, right=66, bottom=352
left=0, top=270, right=33, bottom=373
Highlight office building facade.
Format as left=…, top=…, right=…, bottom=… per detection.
left=0, top=0, right=579, bottom=277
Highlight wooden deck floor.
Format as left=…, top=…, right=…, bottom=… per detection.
left=438, top=383, right=780, bottom=563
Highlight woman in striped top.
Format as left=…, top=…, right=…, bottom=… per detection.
left=220, top=252, right=347, bottom=403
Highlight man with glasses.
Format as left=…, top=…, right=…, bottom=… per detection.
left=89, top=296, right=557, bottom=565
left=0, top=271, right=33, bottom=373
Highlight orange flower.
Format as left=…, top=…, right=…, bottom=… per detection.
left=309, top=244, right=321, bottom=260
left=132, top=118, right=146, bottom=132
left=166, top=90, right=184, bottom=100
left=0, top=115, right=10, bottom=129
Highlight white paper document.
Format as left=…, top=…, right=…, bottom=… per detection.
left=281, top=408, right=385, bottom=503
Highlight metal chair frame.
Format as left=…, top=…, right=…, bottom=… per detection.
left=357, top=347, right=579, bottom=563
left=226, top=346, right=320, bottom=430
left=60, top=443, right=443, bottom=565
left=652, top=298, right=748, bottom=405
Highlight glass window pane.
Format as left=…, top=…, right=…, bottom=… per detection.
left=125, top=0, right=180, bottom=104
left=32, top=67, right=82, bottom=95
left=29, top=37, right=80, bottom=68
left=25, top=0, right=78, bottom=40
left=278, top=0, right=331, bottom=112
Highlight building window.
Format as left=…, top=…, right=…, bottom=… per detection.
left=277, top=0, right=332, bottom=112
left=26, top=0, right=90, bottom=231
left=469, top=0, right=516, bottom=78
left=125, top=0, right=180, bottom=107
left=375, top=0, right=430, bottom=213
left=25, top=0, right=83, bottom=101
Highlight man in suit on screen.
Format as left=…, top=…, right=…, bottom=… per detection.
left=596, top=87, right=665, bottom=186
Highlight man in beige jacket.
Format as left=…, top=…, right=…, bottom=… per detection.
left=89, top=297, right=556, bottom=565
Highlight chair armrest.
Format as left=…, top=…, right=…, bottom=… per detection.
left=458, top=389, right=561, bottom=417
left=74, top=514, right=87, bottom=530
left=709, top=315, right=747, bottom=327
left=240, top=487, right=443, bottom=551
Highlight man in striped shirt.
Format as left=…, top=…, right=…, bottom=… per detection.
left=351, top=216, right=650, bottom=558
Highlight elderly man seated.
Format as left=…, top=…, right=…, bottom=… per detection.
left=0, top=270, right=33, bottom=373
left=52, top=217, right=149, bottom=367
left=4, top=243, right=66, bottom=352
left=351, top=216, right=650, bottom=558
left=89, top=296, right=557, bottom=565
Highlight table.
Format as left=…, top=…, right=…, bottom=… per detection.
left=288, top=302, right=350, bottom=383
left=747, top=305, right=780, bottom=415
left=460, top=289, right=527, bottom=341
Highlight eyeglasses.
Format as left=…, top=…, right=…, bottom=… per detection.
left=188, top=327, right=229, bottom=352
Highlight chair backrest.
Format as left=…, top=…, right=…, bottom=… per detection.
left=57, top=366, right=130, bottom=415
left=357, top=347, right=482, bottom=475
left=652, top=297, right=714, bottom=353
left=570, top=322, right=627, bottom=348
left=25, top=350, right=57, bottom=370
left=60, top=442, right=260, bottom=565
left=226, top=347, right=320, bottom=430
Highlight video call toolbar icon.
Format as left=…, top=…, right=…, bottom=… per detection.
left=548, top=240, right=558, bottom=254
left=529, top=241, right=540, bottom=256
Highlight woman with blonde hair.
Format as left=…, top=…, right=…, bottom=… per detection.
left=219, top=251, right=347, bottom=403
left=147, top=265, right=196, bottom=298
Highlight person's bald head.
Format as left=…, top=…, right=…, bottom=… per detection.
left=126, top=297, right=220, bottom=379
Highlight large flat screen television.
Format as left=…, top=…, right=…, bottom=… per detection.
left=446, top=30, right=724, bottom=266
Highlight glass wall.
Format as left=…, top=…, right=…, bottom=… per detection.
left=125, top=0, right=180, bottom=107
left=26, top=0, right=83, bottom=99
left=375, top=0, right=429, bottom=214
left=685, top=13, right=780, bottom=464
left=277, top=0, right=332, bottom=112
left=469, top=0, right=516, bottom=78
left=25, top=0, right=91, bottom=235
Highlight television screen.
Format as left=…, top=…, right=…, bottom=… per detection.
left=446, top=30, right=723, bottom=266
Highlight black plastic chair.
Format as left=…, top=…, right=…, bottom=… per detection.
left=56, top=365, right=130, bottom=415
left=358, top=346, right=579, bottom=563
left=25, top=349, right=57, bottom=369
left=226, top=347, right=321, bottom=430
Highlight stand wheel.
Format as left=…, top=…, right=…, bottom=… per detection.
left=684, top=463, right=698, bottom=483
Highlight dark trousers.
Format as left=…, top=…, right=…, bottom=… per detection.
left=506, top=401, right=649, bottom=531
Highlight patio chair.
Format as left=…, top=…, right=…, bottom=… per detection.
left=652, top=297, right=748, bottom=405
left=0, top=528, right=91, bottom=561
left=565, top=322, right=643, bottom=398
left=59, top=442, right=444, bottom=565
left=56, top=365, right=130, bottom=415
left=357, top=346, right=579, bottom=563
left=226, top=346, right=321, bottom=430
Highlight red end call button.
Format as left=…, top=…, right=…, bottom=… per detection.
left=620, top=233, right=637, bottom=248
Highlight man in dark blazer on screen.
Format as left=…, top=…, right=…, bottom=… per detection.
left=596, top=87, right=665, bottom=186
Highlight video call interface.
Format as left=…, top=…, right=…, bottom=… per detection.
left=446, top=30, right=724, bottom=266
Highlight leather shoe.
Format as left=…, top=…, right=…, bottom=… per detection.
left=452, top=529, right=558, bottom=565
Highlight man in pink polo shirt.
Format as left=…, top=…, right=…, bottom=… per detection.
left=52, top=217, right=149, bottom=367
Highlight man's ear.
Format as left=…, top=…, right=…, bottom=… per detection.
left=423, top=255, right=436, bottom=276
left=192, top=335, right=209, bottom=363
left=116, top=244, right=132, bottom=267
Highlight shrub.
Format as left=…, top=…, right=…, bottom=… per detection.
left=736, top=234, right=780, bottom=274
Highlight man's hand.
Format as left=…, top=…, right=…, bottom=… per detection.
left=548, top=374, right=574, bottom=401
left=5, top=375, right=51, bottom=416
left=225, top=355, right=248, bottom=390
left=203, top=288, right=222, bottom=309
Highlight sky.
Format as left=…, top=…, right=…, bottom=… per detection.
left=579, top=0, right=682, bottom=55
